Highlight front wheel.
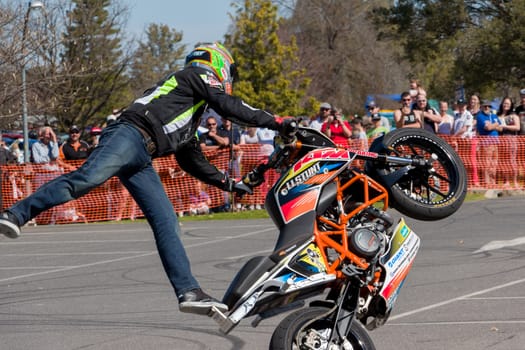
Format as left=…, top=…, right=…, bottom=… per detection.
left=269, top=307, right=376, bottom=350
left=367, top=128, right=467, bottom=221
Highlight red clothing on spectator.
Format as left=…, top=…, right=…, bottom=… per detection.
left=321, top=121, right=352, bottom=145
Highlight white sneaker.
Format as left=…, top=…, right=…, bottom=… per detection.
left=178, top=288, right=228, bottom=315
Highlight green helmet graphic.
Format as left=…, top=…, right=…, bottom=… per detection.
left=185, top=42, right=238, bottom=94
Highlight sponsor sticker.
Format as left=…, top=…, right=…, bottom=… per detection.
left=400, top=224, right=410, bottom=238
left=199, top=73, right=223, bottom=89
left=280, top=163, right=321, bottom=196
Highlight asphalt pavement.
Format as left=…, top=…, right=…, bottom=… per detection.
left=1, top=197, right=525, bottom=350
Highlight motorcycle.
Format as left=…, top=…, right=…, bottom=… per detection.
left=210, top=123, right=467, bottom=349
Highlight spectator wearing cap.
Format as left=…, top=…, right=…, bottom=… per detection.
left=59, top=125, right=90, bottom=161
left=366, top=113, right=389, bottom=140
left=309, top=102, right=332, bottom=131
left=88, top=126, right=103, bottom=152
left=477, top=100, right=500, bottom=136
left=477, top=99, right=501, bottom=186
left=453, top=98, right=475, bottom=137
left=516, top=89, right=525, bottom=135
left=321, top=107, right=352, bottom=146
left=367, top=101, right=391, bottom=131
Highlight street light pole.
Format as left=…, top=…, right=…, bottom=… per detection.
left=21, top=1, right=44, bottom=163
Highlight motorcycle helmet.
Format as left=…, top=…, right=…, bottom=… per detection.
left=185, top=42, right=238, bottom=95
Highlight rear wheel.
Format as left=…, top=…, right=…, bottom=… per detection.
left=367, top=128, right=467, bottom=221
left=269, top=307, right=375, bottom=350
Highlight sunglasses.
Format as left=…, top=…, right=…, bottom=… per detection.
left=207, top=123, right=217, bottom=126
left=70, top=131, right=80, bottom=134
left=402, top=98, right=412, bottom=102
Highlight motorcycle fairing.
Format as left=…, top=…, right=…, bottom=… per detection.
left=273, top=148, right=355, bottom=224
left=291, top=243, right=326, bottom=274
left=378, top=218, right=420, bottom=311
left=220, top=239, right=336, bottom=332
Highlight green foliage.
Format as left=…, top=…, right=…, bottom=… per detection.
left=179, top=209, right=269, bottom=222
left=372, top=0, right=524, bottom=99
left=129, top=23, right=186, bottom=97
left=283, top=0, right=410, bottom=114
left=456, top=1, right=525, bottom=96
left=56, top=0, right=130, bottom=129
left=224, top=0, right=311, bottom=116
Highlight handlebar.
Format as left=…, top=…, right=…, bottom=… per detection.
left=238, top=122, right=434, bottom=192
left=279, top=119, right=298, bottom=144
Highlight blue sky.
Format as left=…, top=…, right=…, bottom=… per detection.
left=123, top=0, right=235, bottom=47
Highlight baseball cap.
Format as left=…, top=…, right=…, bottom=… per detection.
left=320, top=102, right=331, bottom=110
left=90, top=126, right=102, bottom=135
left=69, top=125, right=80, bottom=133
left=481, top=99, right=492, bottom=106
left=367, top=101, right=377, bottom=109
left=520, top=88, right=525, bottom=95
left=456, top=98, right=467, bottom=105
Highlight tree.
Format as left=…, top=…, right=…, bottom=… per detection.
left=225, top=0, right=312, bottom=116
left=52, top=0, right=132, bottom=129
left=129, top=23, right=186, bottom=97
left=372, top=0, right=525, bottom=98
left=280, top=0, right=410, bottom=113
left=455, top=0, right=525, bottom=96
left=0, top=1, right=47, bottom=128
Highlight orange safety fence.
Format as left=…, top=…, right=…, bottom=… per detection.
left=1, top=136, right=524, bottom=224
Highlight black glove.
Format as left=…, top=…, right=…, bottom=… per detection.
left=223, top=177, right=253, bottom=196
left=242, top=167, right=265, bottom=187
left=277, top=117, right=298, bottom=141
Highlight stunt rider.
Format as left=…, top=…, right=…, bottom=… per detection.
left=0, top=42, right=287, bottom=315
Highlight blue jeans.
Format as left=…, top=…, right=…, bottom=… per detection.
left=9, top=121, right=199, bottom=296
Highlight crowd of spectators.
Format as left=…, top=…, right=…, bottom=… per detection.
left=0, top=109, right=121, bottom=222
left=2, top=84, right=525, bottom=220
left=305, top=83, right=525, bottom=190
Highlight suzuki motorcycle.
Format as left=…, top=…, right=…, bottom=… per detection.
left=210, top=124, right=467, bottom=350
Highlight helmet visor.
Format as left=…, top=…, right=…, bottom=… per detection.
left=230, top=63, right=238, bottom=84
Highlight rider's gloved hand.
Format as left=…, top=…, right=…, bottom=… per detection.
left=223, top=177, right=253, bottom=196
left=242, top=168, right=265, bottom=188
left=275, top=116, right=298, bottom=141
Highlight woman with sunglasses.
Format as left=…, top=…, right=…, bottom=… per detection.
left=497, top=97, right=520, bottom=188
